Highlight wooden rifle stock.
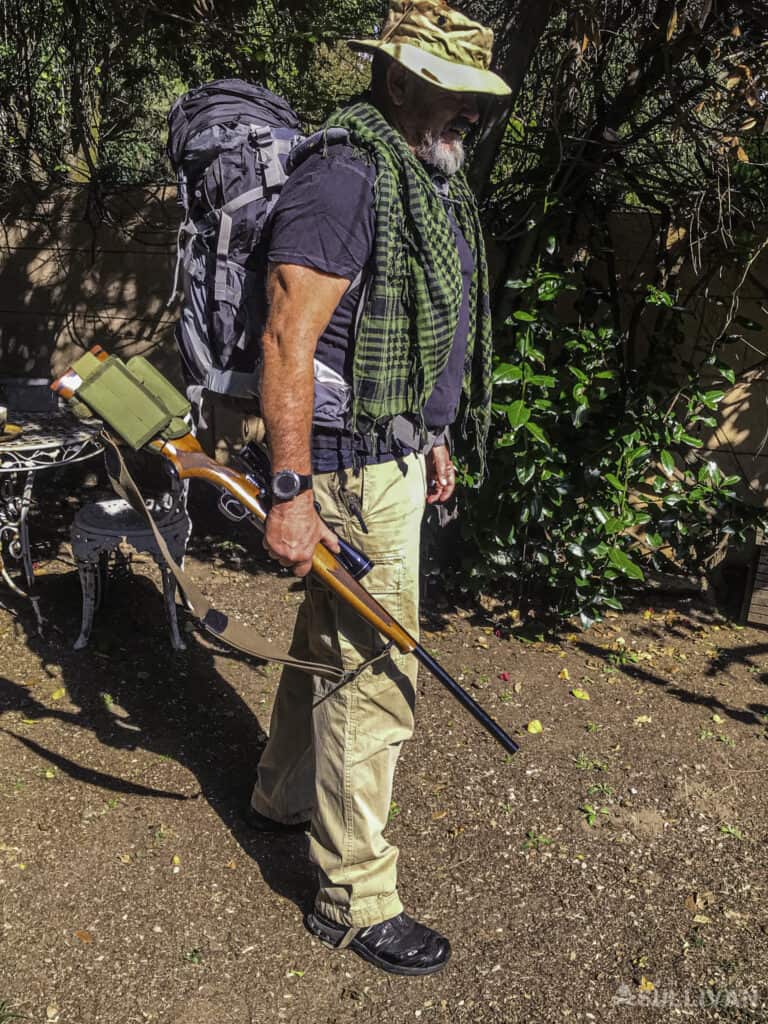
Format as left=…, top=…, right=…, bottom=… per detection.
left=154, top=433, right=520, bottom=756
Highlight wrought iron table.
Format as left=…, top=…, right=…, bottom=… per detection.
left=0, top=412, right=102, bottom=631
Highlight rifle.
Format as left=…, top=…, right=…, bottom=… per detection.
left=52, top=346, right=519, bottom=756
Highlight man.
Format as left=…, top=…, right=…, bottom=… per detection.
left=249, top=0, right=510, bottom=976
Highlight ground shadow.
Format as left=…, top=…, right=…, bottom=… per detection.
left=419, top=579, right=768, bottom=736
left=0, top=560, right=316, bottom=915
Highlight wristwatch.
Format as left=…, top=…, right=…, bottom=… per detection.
left=271, top=469, right=313, bottom=501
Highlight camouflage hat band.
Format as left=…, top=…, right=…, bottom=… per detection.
left=348, top=0, right=511, bottom=97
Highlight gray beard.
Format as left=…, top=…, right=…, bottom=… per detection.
left=414, top=131, right=465, bottom=177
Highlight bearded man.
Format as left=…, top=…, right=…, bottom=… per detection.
left=248, top=0, right=510, bottom=976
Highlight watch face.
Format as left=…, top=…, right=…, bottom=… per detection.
left=273, top=470, right=300, bottom=500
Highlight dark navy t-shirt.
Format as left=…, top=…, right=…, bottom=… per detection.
left=266, top=145, right=475, bottom=471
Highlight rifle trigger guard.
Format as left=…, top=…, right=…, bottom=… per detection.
left=218, top=491, right=250, bottom=522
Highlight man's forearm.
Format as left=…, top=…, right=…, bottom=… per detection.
left=258, top=263, right=348, bottom=575
left=260, top=321, right=314, bottom=476
left=260, top=263, right=349, bottom=477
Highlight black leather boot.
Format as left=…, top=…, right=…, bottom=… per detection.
left=305, top=910, right=451, bottom=975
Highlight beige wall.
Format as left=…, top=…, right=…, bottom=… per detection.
left=0, top=185, right=182, bottom=385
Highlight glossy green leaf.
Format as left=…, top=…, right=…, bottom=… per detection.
left=525, top=421, right=549, bottom=444
left=493, top=363, right=523, bottom=383
left=604, top=473, right=624, bottom=491
left=516, top=461, right=536, bottom=486
left=680, top=433, right=704, bottom=448
left=507, top=401, right=531, bottom=428
left=608, top=547, right=644, bottom=580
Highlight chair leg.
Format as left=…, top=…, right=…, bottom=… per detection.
left=74, top=560, right=98, bottom=650
left=97, top=551, right=110, bottom=610
left=159, top=563, right=186, bottom=651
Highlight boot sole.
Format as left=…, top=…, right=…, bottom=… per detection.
left=305, top=912, right=450, bottom=976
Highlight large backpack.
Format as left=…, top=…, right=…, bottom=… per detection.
left=167, top=80, right=326, bottom=405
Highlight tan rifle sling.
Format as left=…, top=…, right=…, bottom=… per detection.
left=102, top=433, right=391, bottom=687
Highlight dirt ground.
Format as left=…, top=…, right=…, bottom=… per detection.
left=0, top=479, right=767, bottom=1024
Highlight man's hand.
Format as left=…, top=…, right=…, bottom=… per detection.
left=426, top=445, right=457, bottom=505
left=263, top=491, right=340, bottom=578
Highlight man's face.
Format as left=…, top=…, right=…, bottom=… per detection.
left=394, top=70, right=482, bottom=176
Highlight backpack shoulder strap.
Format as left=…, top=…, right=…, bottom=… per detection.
left=287, top=127, right=351, bottom=174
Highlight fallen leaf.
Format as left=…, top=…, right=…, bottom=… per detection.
left=639, top=977, right=655, bottom=993
left=498, top=671, right=510, bottom=682
left=571, top=688, right=590, bottom=701
left=724, top=909, right=749, bottom=922
left=634, top=715, right=652, bottom=726
left=693, top=914, right=712, bottom=925
left=736, top=146, right=750, bottom=163
left=432, top=811, right=448, bottom=821
left=117, top=853, right=132, bottom=865
left=526, top=719, right=543, bottom=735
left=171, top=854, right=181, bottom=866
left=20, top=718, right=38, bottom=725
left=559, top=668, right=571, bottom=681
left=686, top=890, right=715, bottom=913
left=75, top=930, right=93, bottom=944
left=50, top=688, right=66, bottom=701
left=712, top=713, right=724, bottom=724
left=224, top=859, right=237, bottom=870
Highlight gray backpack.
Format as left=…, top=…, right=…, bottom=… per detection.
left=166, top=79, right=351, bottom=414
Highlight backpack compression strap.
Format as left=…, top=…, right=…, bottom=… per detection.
left=214, top=188, right=266, bottom=302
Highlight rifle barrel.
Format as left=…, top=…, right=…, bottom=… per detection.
left=413, top=646, right=520, bottom=755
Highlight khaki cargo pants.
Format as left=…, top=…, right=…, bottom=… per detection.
left=251, top=453, right=427, bottom=927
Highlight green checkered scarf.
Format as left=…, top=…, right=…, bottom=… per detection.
left=324, top=101, right=493, bottom=467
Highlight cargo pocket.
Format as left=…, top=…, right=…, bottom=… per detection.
left=336, top=553, right=404, bottom=687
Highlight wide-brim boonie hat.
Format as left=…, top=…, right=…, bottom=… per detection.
left=349, top=0, right=511, bottom=98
